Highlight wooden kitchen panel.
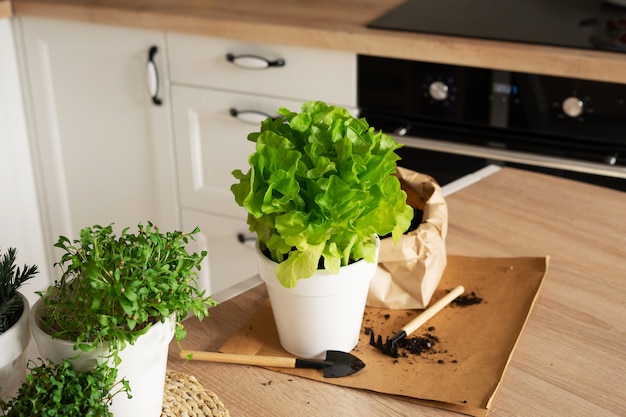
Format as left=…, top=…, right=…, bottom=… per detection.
left=0, top=1, right=12, bottom=19
left=11, top=0, right=626, bottom=84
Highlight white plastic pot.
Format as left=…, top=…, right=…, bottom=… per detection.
left=30, top=298, right=175, bottom=417
left=256, top=236, right=380, bottom=359
left=0, top=293, right=30, bottom=402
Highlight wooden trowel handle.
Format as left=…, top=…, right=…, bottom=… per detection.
left=180, top=350, right=297, bottom=368
left=402, top=285, right=465, bottom=336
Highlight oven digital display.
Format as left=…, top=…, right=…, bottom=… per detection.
left=493, top=83, right=519, bottom=95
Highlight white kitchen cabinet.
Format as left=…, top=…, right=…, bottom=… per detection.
left=180, top=209, right=260, bottom=302
left=17, top=17, right=179, bottom=273
left=171, top=86, right=305, bottom=217
left=167, top=33, right=357, bottom=104
left=0, top=18, right=51, bottom=303
left=168, top=33, right=357, bottom=300
left=171, top=87, right=304, bottom=299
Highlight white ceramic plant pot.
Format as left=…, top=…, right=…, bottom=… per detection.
left=257, top=236, right=380, bottom=359
left=30, top=298, right=175, bottom=417
left=0, top=293, right=30, bottom=402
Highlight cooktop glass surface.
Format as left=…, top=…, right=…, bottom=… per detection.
left=369, top=0, right=626, bottom=53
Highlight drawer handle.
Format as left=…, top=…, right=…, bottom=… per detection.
left=147, top=46, right=162, bottom=106
left=230, top=108, right=274, bottom=125
left=226, top=53, right=285, bottom=69
left=237, top=233, right=256, bottom=243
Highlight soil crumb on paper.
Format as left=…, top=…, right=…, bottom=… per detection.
left=397, top=333, right=439, bottom=355
left=451, top=291, right=483, bottom=306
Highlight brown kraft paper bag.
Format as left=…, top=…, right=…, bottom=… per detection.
left=367, top=166, right=448, bottom=309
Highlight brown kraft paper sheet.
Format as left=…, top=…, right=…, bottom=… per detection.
left=219, top=255, right=549, bottom=417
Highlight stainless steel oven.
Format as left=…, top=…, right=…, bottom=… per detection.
left=357, top=0, right=626, bottom=191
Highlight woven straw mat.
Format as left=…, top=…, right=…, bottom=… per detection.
left=162, top=370, right=230, bottom=417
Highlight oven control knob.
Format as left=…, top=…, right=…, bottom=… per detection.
left=562, top=96, right=584, bottom=118
left=428, top=81, right=449, bottom=101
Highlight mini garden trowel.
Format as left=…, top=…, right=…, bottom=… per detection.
left=369, top=285, right=465, bottom=358
left=179, top=349, right=365, bottom=378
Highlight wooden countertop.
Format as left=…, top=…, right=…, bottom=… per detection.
left=0, top=1, right=12, bottom=19
left=166, top=167, right=626, bottom=417
left=10, top=0, right=626, bottom=84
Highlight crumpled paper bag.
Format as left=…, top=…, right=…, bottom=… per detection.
left=367, top=166, right=448, bottom=309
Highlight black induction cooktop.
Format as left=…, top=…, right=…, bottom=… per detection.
left=369, top=0, right=626, bottom=53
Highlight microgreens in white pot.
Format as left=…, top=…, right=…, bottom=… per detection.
left=0, top=359, right=124, bottom=417
left=231, top=100, right=413, bottom=288
left=37, top=222, right=216, bottom=365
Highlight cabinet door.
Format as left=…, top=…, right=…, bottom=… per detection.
left=18, top=18, right=179, bottom=262
left=181, top=209, right=261, bottom=301
left=0, top=18, right=52, bottom=301
left=171, top=86, right=304, bottom=217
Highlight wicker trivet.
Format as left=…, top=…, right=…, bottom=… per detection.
left=162, top=370, right=230, bottom=417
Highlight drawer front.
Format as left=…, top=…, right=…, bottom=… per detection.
left=172, top=86, right=305, bottom=216
left=182, top=209, right=260, bottom=302
left=167, top=33, right=356, bottom=106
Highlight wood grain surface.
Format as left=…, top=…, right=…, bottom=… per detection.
left=0, top=1, right=12, bottom=18
left=168, top=167, right=626, bottom=417
left=10, top=0, right=626, bottom=84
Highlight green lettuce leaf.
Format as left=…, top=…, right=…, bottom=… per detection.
left=232, top=100, right=413, bottom=288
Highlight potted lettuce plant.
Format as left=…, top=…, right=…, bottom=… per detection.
left=0, top=247, right=38, bottom=402
left=30, top=222, right=216, bottom=417
left=231, top=100, right=413, bottom=358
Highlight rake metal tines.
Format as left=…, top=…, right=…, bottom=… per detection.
left=368, top=330, right=404, bottom=358
left=368, top=285, right=466, bottom=359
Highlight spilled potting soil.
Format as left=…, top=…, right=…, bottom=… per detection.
left=451, top=291, right=483, bottom=306
left=364, top=289, right=484, bottom=364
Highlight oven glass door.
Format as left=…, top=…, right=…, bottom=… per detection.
left=358, top=55, right=626, bottom=192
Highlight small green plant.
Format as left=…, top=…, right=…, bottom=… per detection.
left=0, top=359, right=126, bottom=417
left=232, top=100, right=413, bottom=288
left=0, top=247, right=38, bottom=334
left=37, top=222, right=217, bottom=364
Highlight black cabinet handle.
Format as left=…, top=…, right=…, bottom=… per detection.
left=147, top=46, right=162, bottom=106
left=237, top=233, right=256, bottom=243
left=229, top=108, right=274, bottom=124
left=226, top=53, right=285, bottom=69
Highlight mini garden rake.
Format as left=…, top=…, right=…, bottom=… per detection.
left=369, top=285, right=465, bottom=358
